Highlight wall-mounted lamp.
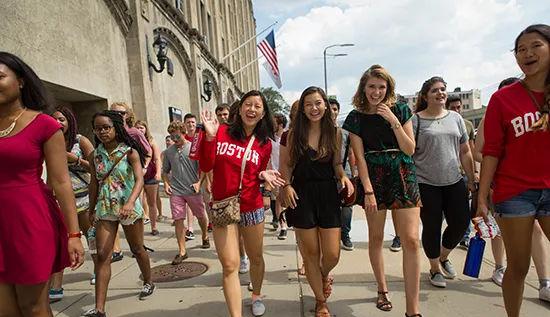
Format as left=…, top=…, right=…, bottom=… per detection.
left=148, top=34, right=174, bottom=77
left=201, top=78, right=213, bottom=102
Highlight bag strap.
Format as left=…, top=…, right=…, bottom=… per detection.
left=69, top=168, right=90, bottom=186
left=520, top=80, right=542, bottom=109
left=342, top=133, right=351, bottom=170
left=99, top=149, right=132, bottom=184
left=238, top=135, right=256, bottom=193
left=414, top=115, right=420, bottom=151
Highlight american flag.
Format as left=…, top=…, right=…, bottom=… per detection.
left=257, top=30, right=282, bottom=88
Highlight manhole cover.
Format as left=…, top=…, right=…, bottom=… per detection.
left=147, top=262, right=209, bottom=283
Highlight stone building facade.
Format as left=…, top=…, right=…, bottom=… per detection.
left=0, top=0, right=260, bottom=141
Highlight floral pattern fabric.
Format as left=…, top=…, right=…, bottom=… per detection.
left=93, top=143, right=143, bottom=221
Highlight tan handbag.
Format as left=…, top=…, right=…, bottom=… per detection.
left=209, top=136, right=255, bottom=227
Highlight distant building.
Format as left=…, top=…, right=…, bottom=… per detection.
left=0, top=0, right=259, bottom=141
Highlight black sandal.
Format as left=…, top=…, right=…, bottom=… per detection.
left=405, top=314, right=422, bottom=317
left=376, top=291, right=393, bottom=311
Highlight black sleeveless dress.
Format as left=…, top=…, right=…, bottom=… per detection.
left=286, top=148, right=341, bottom=229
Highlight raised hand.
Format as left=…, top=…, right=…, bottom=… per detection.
left=260, top=170, right=285, bottom=188
left=376, top=104, right=399, bottom=126
left=200, top=109, right=220, bottom=140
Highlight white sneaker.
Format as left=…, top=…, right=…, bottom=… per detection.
left=251, top=298, right=266, bottom=316
left=239, top=257, right=249, bottom=274
left=491, top=267, right=505, bottom=287
left=540, top=285, right=550, bottom=303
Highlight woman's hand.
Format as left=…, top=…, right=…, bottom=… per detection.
left=68, top=237, right=85, bottom=270
left=476, top=198, right=490, bottom=224
left=376, top=104, right=399, bottom=126
left=261, top=170, right=286, bottom=188
left=154, top=172, right=162, bottom=181
left=200, top=109, right=220, bottom=140
left=119, top=202, right=135, bottom=219
left=467, top=179, right=478, bottom=193
left=364, top=193, right=377, bottom=213
left=280, top=185, right=299, bottom=209
left=67, top=152, right=79, bottom=164
left=340, top=176, right=354, bottom=197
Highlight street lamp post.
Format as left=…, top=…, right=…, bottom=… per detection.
left=323, top=43, right=354, bottom=94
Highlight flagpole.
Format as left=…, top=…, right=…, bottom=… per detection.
left=221, top=21, right=278, bottom=63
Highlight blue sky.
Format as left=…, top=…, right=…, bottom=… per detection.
left=253, top=0, right=550, bottom=117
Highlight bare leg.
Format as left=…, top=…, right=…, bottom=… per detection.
left=142, top=190, right=150, bottom=221
left=144, top=184, right=159, bottom=232
left=491, top=236, right=506, bottom=267
left=187, top=206, right=194, bottom=233
left=122, top=219, right=152, bottom=284
left=156, top=190, right=163, bottom=218
left=531, top=220, right=550, bottom=281
left=366, top=210, right=388, bottom=292
left=93, top=220, right=118, bottom=313
left=0, top=283, right=23, bottom=317
left=174, top=219, right=187, bottom=256
left=241, top=222, right=266, bottom=296
left=296, top=228, right=324, bottom=300
left=213, top=223, right=242, bottom=317
left=14, top=282, right=52, bottom=317
left=393, top=208, right=421, bottom=316
left=499, top=216, right=535, bottom=317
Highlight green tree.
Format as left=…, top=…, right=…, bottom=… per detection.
left=260, top=87, right=290, bottom=115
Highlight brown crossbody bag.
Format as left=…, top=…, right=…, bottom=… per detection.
left=209, top=136, right=255, bottom=227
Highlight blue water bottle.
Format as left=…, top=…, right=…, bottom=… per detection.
left=463, top=233, right=486, bottom=278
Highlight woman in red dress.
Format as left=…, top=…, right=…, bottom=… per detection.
left=0, top=52, right=84, bottom=316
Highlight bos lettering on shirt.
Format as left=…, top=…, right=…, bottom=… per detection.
left=216, top=142, right=260, bottom=165
left=511, top=111, right=542, bottom=137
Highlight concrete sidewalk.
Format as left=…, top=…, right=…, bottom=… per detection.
left=52, top=203, right=550, bottom=316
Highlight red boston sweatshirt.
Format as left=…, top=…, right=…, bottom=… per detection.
left=199, top=124, right=272, bottom=213
left=483, top=81, right=550, bottom=203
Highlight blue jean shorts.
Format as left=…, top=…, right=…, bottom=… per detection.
left=240, top=208, right=265, bottom=227
left=494, top=189, right=550, bottom=218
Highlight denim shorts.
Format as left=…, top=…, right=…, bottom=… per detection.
left=494, top=189, right=550, bottom=218
left=240, top=208, right=265, bottom=227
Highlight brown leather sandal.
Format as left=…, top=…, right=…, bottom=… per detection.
left=322, top=275, right=334, bottom=299
left=376, top=291, right=393, bottom=311
left=315, top=299, right=330, bottom=317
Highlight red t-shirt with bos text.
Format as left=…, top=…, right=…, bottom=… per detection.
left=199, top=125, right=272, bottom=213
left=483, top=81, right=550, bottom=203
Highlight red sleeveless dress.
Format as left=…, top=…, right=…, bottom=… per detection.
left=0, top=114, right=70, bottom=284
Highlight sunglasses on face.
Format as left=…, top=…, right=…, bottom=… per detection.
left=170, top=134, right=182, bottom=141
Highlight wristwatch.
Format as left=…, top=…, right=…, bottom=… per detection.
left=68, top=232, right=82, bottom=238
left=391, top=122, right=402, bottom=130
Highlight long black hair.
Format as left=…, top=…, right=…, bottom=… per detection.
left=414, top=76, right=447, bottom=113
left=54, top=106, right=79, bottom=151
left=228, top=90, right=274, bottom=144
left=92, top=110, right=147, bottom=167
left=0, top=52, right=52, bottom=111
left=514, top=24, right=550, bottom=131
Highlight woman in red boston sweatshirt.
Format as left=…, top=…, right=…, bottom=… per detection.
left=199, top=90, right=285, bottom=317
left=478, top=24, right=550, bottom=317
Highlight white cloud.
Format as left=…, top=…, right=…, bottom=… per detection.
left=257, top=0, right=547, bottom=107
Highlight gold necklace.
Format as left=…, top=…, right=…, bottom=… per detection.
left=0, top=108, right=27, bottom=138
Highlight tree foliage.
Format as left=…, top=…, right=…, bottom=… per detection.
left=260, top=87, right=290, bottom=115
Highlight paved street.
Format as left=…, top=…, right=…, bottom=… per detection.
left=52, top=200, right=550, bottom=316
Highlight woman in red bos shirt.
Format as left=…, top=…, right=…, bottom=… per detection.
left=478, top=24, right=550, bottom=317
left=199, top=90, right=285, bottom=317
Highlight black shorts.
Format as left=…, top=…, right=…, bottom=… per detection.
left=285, top=180, right=341, bottom=229
left=144, top=178, right=159, bottom=185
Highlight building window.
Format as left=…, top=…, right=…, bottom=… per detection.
left=175, top=0, right=183, bottom=11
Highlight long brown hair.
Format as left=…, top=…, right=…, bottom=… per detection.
left=352, top=64, right=397, bottom=111
left=515, top=24, right=550, bottom=131
left=414, top=76, right=447, bottom=113
left=289, top=87, right=337, bottom=167
left=135, top=120, right=153, bottom=142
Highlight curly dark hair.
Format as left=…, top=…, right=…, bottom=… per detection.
left=54, top=106, right=79, bottom=151
left=92, top=110, right=147, bottom=167
left=0, top=52, right=52, bottom=111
